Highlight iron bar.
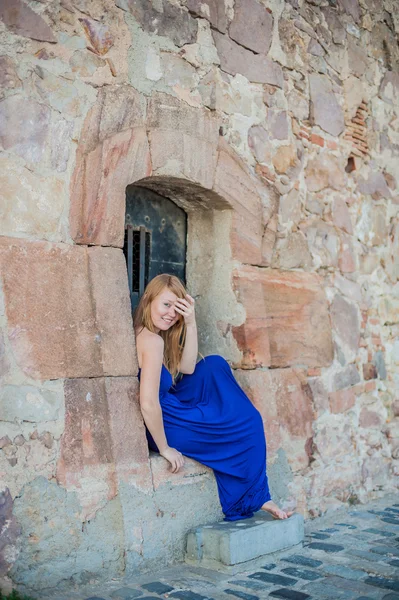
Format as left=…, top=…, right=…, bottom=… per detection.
left=139, top=225, right=146, bottom=297
left=127, top=225, right=133, bottom=299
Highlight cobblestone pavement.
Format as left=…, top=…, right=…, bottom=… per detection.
left=39, top=495, right=398, bottom=600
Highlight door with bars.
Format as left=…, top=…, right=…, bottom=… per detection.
left=123, top=186, right=187, bottom=312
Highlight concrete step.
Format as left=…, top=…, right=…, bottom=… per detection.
left=186, top=512, right=304, bottom=570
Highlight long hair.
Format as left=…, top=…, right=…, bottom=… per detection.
left=133, top=274, right=187, bottom=380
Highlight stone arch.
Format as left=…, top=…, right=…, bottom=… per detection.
left=70, top=87, right=274, bottom=360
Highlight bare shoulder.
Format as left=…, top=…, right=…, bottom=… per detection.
left=136, top=328, right=164, bottom=367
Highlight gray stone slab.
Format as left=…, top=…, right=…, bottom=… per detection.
left=224, top=588, right=259, bottom=600
left=322, top=564, right=366, bottom=581
left=364, top=577, right=399, bottom=593
left=186, top=513, right=304, bottom=566
left=321, top=575, right=386, bottom=598
left=370, top=546, right=399, bottom=557
left=303, top=579, right=359, bottom=599
left=283, top=554, right=323, bottom=568
left=269, top=590, right=311, bottom=600
left=228, top=579, right=272, bottom=592
left=350, top=560, right=397, bottom=578
left=281, top=567, right=321, bottom=581
left=345, top=548, right=385, bottom=562
left=249, top=572, right=297, bottom=586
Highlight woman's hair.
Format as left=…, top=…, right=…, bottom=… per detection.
left=133, top=274, right=187, bottom=379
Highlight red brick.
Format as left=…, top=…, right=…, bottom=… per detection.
left=310, top=133, right=325, bottom=147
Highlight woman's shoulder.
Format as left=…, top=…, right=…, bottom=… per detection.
left=136, top=328, right=164, bottom=352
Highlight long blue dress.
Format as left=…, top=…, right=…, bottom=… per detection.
left=142, top=355, right=271, bottom=521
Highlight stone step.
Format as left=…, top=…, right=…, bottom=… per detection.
left=186, top=512, right=304, bottom=570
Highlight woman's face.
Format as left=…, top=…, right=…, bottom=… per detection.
left=150, top=288, right=181, bottom=332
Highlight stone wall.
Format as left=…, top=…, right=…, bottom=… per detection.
left=0, top=0, right=398, bottom=593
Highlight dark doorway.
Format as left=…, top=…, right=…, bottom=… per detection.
left=124, top=186, right=187, bottom=311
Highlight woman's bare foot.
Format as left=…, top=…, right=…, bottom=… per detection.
left=261, top=500, right=294, bottom=520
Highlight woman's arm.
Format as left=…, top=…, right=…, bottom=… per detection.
left=139, top=334, right=184, bottom=473
left=175, top=295, right=197, bottom=374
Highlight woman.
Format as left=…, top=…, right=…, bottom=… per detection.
left=134, top=273, right=292, bottom=521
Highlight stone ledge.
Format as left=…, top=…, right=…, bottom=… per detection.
left=186, top=512, right=304, bottom=569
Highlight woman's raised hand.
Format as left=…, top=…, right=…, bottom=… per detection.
left=160, top=446, right=185, bottom=473
left=174, top=294, right=196, bottom=326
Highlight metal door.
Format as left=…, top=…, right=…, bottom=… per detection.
left=123, top=186, right=187, bottom=311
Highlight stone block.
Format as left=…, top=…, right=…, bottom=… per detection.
left=300, top=219, right=340, bottom=268
left=78, top=85, right=147, bottom=156
left=117, top=0, right=197, bottom=47
left=313, top=420, right=354, bottom=462
left=357, top=171, right=391, bottom=200
left=0, top=385, right=62, bottom=423
left=149, top=453, right=212, bottom=490
left=78, top=17, right=113, bottom=56
left=147, top=93, right=219, bottom=145
left=57, top=376, right=152, bottom=516
left=359, top=407, right=383, bottom=429
left=328, top=388, right=356, bottom=414
left=233, top=266, right=333, bottom=368
left=0, top=156, right=65, bottom=239
left=70, top=127, right=151, bottom=246
left=11, top=477, right=125, bottom=589
left=186, top=513, right=304, bottom=566
left=0, top=55, right=21, bottom=94
left=271, top=233, right=313, bottom=270
left=332, top=198, right=353, bottom=234
left=338, top=0, right=361, bottom=22
left=309, top=74, right=345, bottom=137
left=0, top=96, right=50, bottom=164
left=273, top=145, right=298, bottom=174
left=106, top=377, right=152, bottom=489
left=212, top=31, right=283, bottom=86
left=333, top=364, right=360, bottom=391
left=235, top=368, right=314, bottom=471
left=0, top=0, right=56, bottom=42
left=379, top=71, right=399, bottom=105
left=379, top=296, right=399, bottom=325
left=186, top=0, right=228, bottom=33
left=214, top=142, right=264, bottom=264
left=248, top=125, right=272, bottom=164
left=0, top=488, right=21, bottom=577
left=229, top=0, right=273, bottom=54
left=149, top=129, right=217, bottom=190
left=87, top=246, right=137, bottom=375
left=330, top=294, right=360, bottom=358
left=305, top=154, right=346, bottom=192
left=338, top=232, right=356, bottom=273
left=268, top=110, right=289, bottom=141
left=0, top=238, right=136, bottom=380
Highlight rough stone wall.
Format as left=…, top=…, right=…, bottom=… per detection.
left=0, top=0, right=398, bottom=592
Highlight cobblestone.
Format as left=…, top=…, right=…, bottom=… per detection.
left=18, top=495, right=398, bottom=600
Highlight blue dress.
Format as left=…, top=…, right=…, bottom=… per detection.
left=142, top=355, right=271, bottom=521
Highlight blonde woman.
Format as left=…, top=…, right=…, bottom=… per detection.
left=134, top=273, right=292, bottom=521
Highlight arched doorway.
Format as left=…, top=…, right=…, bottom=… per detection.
left=123, top=185, right=187, bottom=311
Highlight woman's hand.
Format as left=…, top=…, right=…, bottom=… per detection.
left=160, top=446, right=185, bottom=473
left=174, top=294, right=196, bottom=326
